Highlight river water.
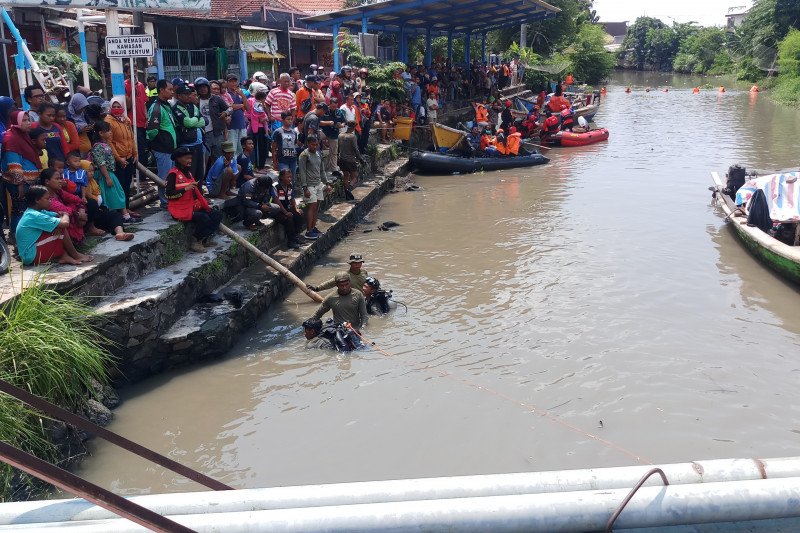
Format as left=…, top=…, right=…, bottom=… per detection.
left=74, top=72, right=800, bottom=496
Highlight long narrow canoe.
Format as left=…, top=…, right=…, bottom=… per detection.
left=431, top=123, right=467, bottom=149
left=710, top=171, right=800, bottom=284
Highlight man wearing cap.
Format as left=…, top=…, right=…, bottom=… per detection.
left=146, top=79, right=177, bottom=207
left=295, top=75, right=318, bottom=122
left=309, top=254, right=369, bottom=292
left=166, top=146, right=221, bottom=253
left=266, top=73, right=297, bottom=125
left=301, top=102, right=333, bottom=146
left=310, top=272, right=368, bottom=333
left=205, top=140, right=238, bottom=199
left=173, top=84, right=207, bottom=183
left=222, top=74, right=250, bottom=155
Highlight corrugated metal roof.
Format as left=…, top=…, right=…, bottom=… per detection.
left=301, top=0, right=560, bottom=35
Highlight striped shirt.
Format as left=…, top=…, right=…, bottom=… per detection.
left=266, top=87, right=296, bottom=121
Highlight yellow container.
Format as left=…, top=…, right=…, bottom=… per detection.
left=393, top=117, right=413, bottom=141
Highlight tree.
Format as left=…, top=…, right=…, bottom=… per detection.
left=619, top=17, right=668, bottom=70
left=672, top=27, right=730, bottom=74
left=566, top=23, right=615, bottom=83
left=777, top=27, right=800, bottom=76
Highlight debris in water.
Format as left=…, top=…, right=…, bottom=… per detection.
left=598, top=420, right=604, bottom=428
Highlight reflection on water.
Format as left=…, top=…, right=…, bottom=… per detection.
left=73, top=72, right=800, bottom=497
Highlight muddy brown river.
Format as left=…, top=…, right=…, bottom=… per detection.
left=74, top=73, right=800, bottom=496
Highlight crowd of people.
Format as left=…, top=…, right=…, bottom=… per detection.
left=0, top=58, right=540, bottom=269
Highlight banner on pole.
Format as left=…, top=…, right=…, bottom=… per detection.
left=106, top=35, right=154, bottom=58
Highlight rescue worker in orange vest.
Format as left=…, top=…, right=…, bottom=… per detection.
left=473, top=101, right=489, bottom=127
left=493, top=128, right=507, bottom=156
left=560, top=106, right=575, bottom=132
left=506, top=126, right=522, bottom=156
left=565, top=72, right=574, bottom=89
left=166, top=147, right=222, bottom=253
left=482, top=128, right=499, bottom=157
left=540, top=114, right=560, bottom=143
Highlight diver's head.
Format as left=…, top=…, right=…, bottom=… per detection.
left=302, top=317, right=323, bottom=339
left=362, top=276, right=380, bottom=297
left=335, top=272, right=352, bottom=295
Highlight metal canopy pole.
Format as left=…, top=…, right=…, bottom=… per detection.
left=447, top=29, right=453, bottom=63
left=332, top=23, right=340, bottom=73
left=424, top=27, right=432, bottom=67
left=481, top=32, right=486, bottom=63
left=463, top=31, right=471, bottom=65
left=361, top=13, right=368, bottom=35
left=106, top=10, right=124, bottom=97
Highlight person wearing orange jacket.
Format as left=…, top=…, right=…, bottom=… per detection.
left=506, top=126, right=522, bottom=156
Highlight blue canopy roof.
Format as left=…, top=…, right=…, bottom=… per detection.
left=302, top=0, right=560, bottom=36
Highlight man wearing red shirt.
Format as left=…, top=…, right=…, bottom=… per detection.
left=266, top=73, right=297, bottom=125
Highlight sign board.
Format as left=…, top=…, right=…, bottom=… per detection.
left=0, top=0, right=209, bottom=10
left=106, top=35, right=154, bottom=58
left=240, top=29, right=280, bottom=55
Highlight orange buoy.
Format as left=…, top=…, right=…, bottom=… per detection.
left=692, top=87, right=700, bottom=93
left=719, top=86, right=726, bottom=93
left=750, top=85, right=759, bottom=93
left=601, top=86, right=607, bottom=95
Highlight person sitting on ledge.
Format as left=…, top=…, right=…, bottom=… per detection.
left=307, top=253, right=369, bottom=292
left=166, top=146, right=222, bottom=253
left=15, top=185, right=93, bottom=265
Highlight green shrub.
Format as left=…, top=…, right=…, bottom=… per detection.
left=771, top=74, right=800, bottom=107
left=0, top=278, right=114, bottom=501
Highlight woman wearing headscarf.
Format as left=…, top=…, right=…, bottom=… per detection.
left=104, top=95, right=140, bottom=223
left=1, top=110, right=43, bottom=239
left=67, top=92, right=94, bottom=154
left=0, top=96, right=16, bottom=226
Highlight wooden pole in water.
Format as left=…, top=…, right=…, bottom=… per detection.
left=218, top=224, right=323, bottom=303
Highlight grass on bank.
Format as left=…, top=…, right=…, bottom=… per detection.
left=0, top=277, right=114, bottom=502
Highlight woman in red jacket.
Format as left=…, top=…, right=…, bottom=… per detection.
left=166, top=147, right=221, bottom=253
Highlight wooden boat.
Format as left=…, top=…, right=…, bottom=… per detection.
left=430, top=123, right=466, bottom=150
left=542, top=128, right=609, bottom=147
left=410, top=150, right=549, bottom=174
left=711, top=171, right=800, bottom=284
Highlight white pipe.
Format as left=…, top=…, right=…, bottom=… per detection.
left=4, top=478, right=800, bottom=532
left=0, top=457, right=798, bottom=525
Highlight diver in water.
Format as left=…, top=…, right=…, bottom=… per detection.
left=361, top=277, right=393, bottom=315
left=302, top=317, right=364, bottom=352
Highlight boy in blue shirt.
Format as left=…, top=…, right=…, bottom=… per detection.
left=16, top=185, right=92, bottom=265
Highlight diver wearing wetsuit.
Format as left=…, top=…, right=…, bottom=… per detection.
left=302, top=317, right=363, bottom=352
left=362, top=277, right=394, bottom=315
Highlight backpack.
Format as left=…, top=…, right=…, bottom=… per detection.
left=300, top=96, right=313, bottom=115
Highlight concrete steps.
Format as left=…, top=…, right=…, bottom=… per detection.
left=0, top=208, right=198, bottom=305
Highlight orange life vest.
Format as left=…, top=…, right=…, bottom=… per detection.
left=475, top=105, right=488, bottom=123
left=543, top=115, right=560, bottom=133
left=565, top=74, right=574, bottom=85
left=494, top=134, right=507, bottom=155
left=506, top=132, right=521, bottom=155
left=167, top=167, right=209, bottom=222
left=480, top=134, right=492, bottom=151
